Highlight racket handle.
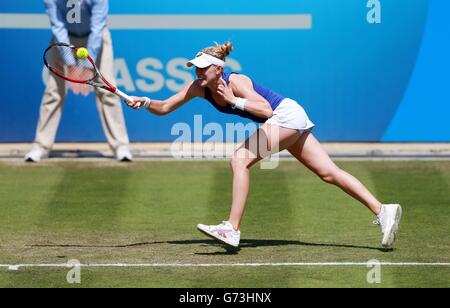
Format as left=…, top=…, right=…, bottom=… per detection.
left=115, top=89, right=141, bottom=107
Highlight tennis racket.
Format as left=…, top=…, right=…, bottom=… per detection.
left=43, top=42, right=139, bottom=107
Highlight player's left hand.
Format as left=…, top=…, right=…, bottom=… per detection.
left=216, top=78, right=236, bottom=105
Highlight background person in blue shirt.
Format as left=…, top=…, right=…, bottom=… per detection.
left=25, top=0, right=132, bottom=162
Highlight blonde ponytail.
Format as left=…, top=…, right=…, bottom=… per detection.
left=202, top=41, right=234, bottom=61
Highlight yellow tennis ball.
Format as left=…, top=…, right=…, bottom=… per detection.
left=76, top=47, right=89, bottom=60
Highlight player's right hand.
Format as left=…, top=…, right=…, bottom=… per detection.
left=128, top=96, right=148, bottom=110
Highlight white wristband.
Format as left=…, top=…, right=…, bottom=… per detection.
left=233, top=97, right=247, bottom=111
left=141, top=97, right=152, bottom=109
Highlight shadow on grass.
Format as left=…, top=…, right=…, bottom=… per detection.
left=48, top=150, right=110, bottom=159
left=188, top=239, right=392, bottom=254
left=28, top=238, right=392, bottom=254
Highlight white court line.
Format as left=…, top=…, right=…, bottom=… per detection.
left=2, top=262, right=450, bottom=271
left=0, top=14, right=312, bottom=30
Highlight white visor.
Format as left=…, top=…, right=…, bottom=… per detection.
left=187, top=52, right=225, bottom=68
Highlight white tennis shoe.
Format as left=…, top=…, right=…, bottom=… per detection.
left=24, top=144, right=47, bottom=162
left=378, top=204, right=403, bottom=248
left=197, top=221, right=241, bottom=247
left=115, top=146, right=133, bottom=162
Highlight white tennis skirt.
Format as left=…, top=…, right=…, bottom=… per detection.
left=265, top=98, right=315, bottom=132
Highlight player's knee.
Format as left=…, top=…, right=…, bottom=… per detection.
left=231, top=152, right=251, bottom=172
left=230, top=156, right=245, bottom=172
left=319, top=168, right=340, bottom=184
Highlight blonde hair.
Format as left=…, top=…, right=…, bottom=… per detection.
left=202, top=41, right=233, bottom=61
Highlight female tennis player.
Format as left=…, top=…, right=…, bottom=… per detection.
left=127, top=42, right=402, bottom=249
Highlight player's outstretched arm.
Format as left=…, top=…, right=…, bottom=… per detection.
left=128, top=81, right=201, bottom=115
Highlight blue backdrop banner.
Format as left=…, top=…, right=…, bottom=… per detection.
left=0, top=0, right=448, bottom=142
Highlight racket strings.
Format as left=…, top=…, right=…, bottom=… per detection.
left=46, top=46, right=96, bottom=82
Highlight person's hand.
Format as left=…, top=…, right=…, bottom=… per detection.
left=127, top=96, right=148, bottom=110
left=79, top=68, right=92, bottom=96
left=66, top=66, right=81, bottom=95
left=66, top=66, right=92, bottom=96
left=216, top=78, right=236, bottom=105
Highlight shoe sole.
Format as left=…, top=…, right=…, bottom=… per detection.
left=382, top=205, right=402, bottom=248
left=197, top=225, right=239, bottom=248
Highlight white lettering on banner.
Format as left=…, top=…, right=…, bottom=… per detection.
left=114, top=58, right=137, bottom=92
left=166, top=58, right=196, bottom=93
left=42, top=57, right=243, bottom=93
left=135, top=58, right=165, bottom=92
left=115, top=57, right=242, bottom=93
